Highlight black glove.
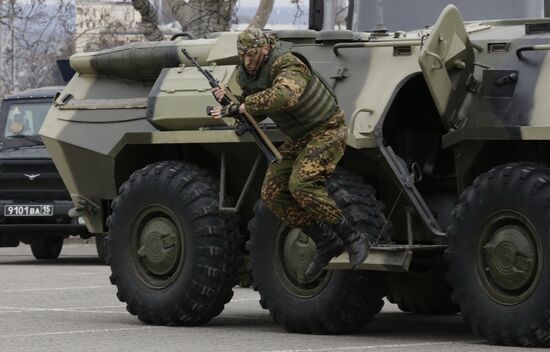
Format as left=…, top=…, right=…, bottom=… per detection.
left=220, top=103, right=241, bottom=118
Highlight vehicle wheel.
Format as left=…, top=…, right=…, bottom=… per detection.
left=107, top=161, right=241, bottom=326
left=386, top=259, right=460, bottom=315
left=95, top=235, right=108, bottom=265
left=447, top=163, right=550, bottom=346
left=237, top=253, right=253, bottom=288
left=248, top=169, right=388, bottom=334
left=30, top=236, right=63, bottom=260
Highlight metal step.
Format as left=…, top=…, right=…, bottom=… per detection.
left=326, top=244, right=447, bottom=272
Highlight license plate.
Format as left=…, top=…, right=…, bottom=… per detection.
left=4, top=205, right=53, bottom=217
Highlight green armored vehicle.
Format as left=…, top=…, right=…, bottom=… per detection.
left=41, top=5, right=550, bottom=346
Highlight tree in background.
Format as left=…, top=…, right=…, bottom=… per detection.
left=76, top=0, right=144, bottom=52
left=291, top=0, right=306, bottom=25
left=131, top=0, right=163, bottom=41
left=247, top=0, right=274, bottom=29
left=131, top=0, right=349, bottom=41
left=0, top=0, right=321, bottom=97
left=335, top=0, right=349, bottom=29
left=0, top=0, right=74, bottom=96
left=162, top=0, right=237, bottom=38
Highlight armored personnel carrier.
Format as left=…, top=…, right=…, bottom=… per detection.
left=41, top=5, right=550, bottom=346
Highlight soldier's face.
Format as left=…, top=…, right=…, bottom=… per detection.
left=239, top=46, right=269, bottom=75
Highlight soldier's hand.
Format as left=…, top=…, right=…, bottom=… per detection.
left=210, top=103, right=242, bottom=119
left=211, top=86, right=226, bottom=103
left=210, top=105, right=223, bottom=119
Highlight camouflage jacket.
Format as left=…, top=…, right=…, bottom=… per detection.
left=240, top=52, right=311, bottom=117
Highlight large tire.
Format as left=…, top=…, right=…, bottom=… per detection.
left=107, top=161, right=241, bottom=326
left=95, top=234, right=108, bottom=265
left=248, top=169, right=388, bottom=334
left=447, top=163, right=550, bottom=346
left=30, top=236, right=63, bottom=259
left=386, top=259, right=460, bottom=315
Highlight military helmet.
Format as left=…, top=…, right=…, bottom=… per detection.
left=237, top=27, right=268, bottom=51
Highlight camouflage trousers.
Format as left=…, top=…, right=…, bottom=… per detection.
left=261, top=110, right=347, bottom=228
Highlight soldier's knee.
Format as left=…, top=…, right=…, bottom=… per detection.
left=288, top=177, right=304, bottom=199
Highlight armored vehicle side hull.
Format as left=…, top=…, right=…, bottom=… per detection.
left=42, top=6, right=550, bottom=346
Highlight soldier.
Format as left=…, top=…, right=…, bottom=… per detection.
left=210, top=27, right=371, bottom=278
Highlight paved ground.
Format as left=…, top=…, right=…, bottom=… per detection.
left=0, top=244, right=528, bottom=352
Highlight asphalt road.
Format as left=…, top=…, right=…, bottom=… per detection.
left=0, top=244, right=528, bottom=352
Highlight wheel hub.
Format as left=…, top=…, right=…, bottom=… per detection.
left=273, top=226, right=331, bottom=298
left=478, top=212, right=542, bottom=305
left=283, top=228, right=316, bottom=282
left=137, top=217, right=181, bottom=276
left=484, top=226, right=536, bottom=291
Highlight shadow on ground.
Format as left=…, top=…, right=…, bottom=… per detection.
left=0, top=256, right=105, bottom=266
left=207, top=305, right=476, bottom=343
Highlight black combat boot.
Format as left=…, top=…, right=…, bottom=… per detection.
left=302, top=223, right=344, bottom=279
left=330, top=218, right=369, bottom=267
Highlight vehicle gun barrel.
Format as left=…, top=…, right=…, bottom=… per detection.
left=70, top=40, right=216, bottom=81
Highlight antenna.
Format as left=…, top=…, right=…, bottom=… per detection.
left=372, top=0, right=388, bottom=35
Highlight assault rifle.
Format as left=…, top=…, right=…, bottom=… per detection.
left=181, top=48, right=282, bottom=164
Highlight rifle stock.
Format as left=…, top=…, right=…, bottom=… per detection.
left=181, top=48, right=282, bottom=163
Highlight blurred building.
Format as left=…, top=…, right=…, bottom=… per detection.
left=75, top=0, right=143, bottom=53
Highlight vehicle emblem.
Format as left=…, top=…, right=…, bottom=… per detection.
left=24, top=173, right=40, bottom=181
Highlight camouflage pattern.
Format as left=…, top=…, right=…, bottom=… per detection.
left=261, top=110, right=346, bottom=228
left=264, top=32, right=281, bottom=48
left=237, top=27, right=268, bottom=52
left=238, top=43, right=344, bottom=226
left=241, top=51, right=310, bottom=115
left=240, top=49, right=338, bottom=139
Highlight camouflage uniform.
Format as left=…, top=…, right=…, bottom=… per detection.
left=260, top=112, right=346, bottom=228
left=237, top=28, right=346, bottom=229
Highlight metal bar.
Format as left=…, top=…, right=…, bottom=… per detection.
left=406, top=207, right=414, bottom=246
left=373, top=244, right=447, bottom=252
left=233, top=154, right=261, bottom=212
left=327, top=244, right=446, bottom=272
left=378, top=142, right=446, bottom=238
left=327, top=248, right=413, bottom=272
left=516, top=44, right=550, bottom=59
left=333, top=40, right=421, bottom=56
left=308, top=0, right=323, bottom=31
left=346, top=0, right=354, bottom=30
left=545, top=0, right=550, bottom=17
left=219, top=153, right=262, bottom=213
